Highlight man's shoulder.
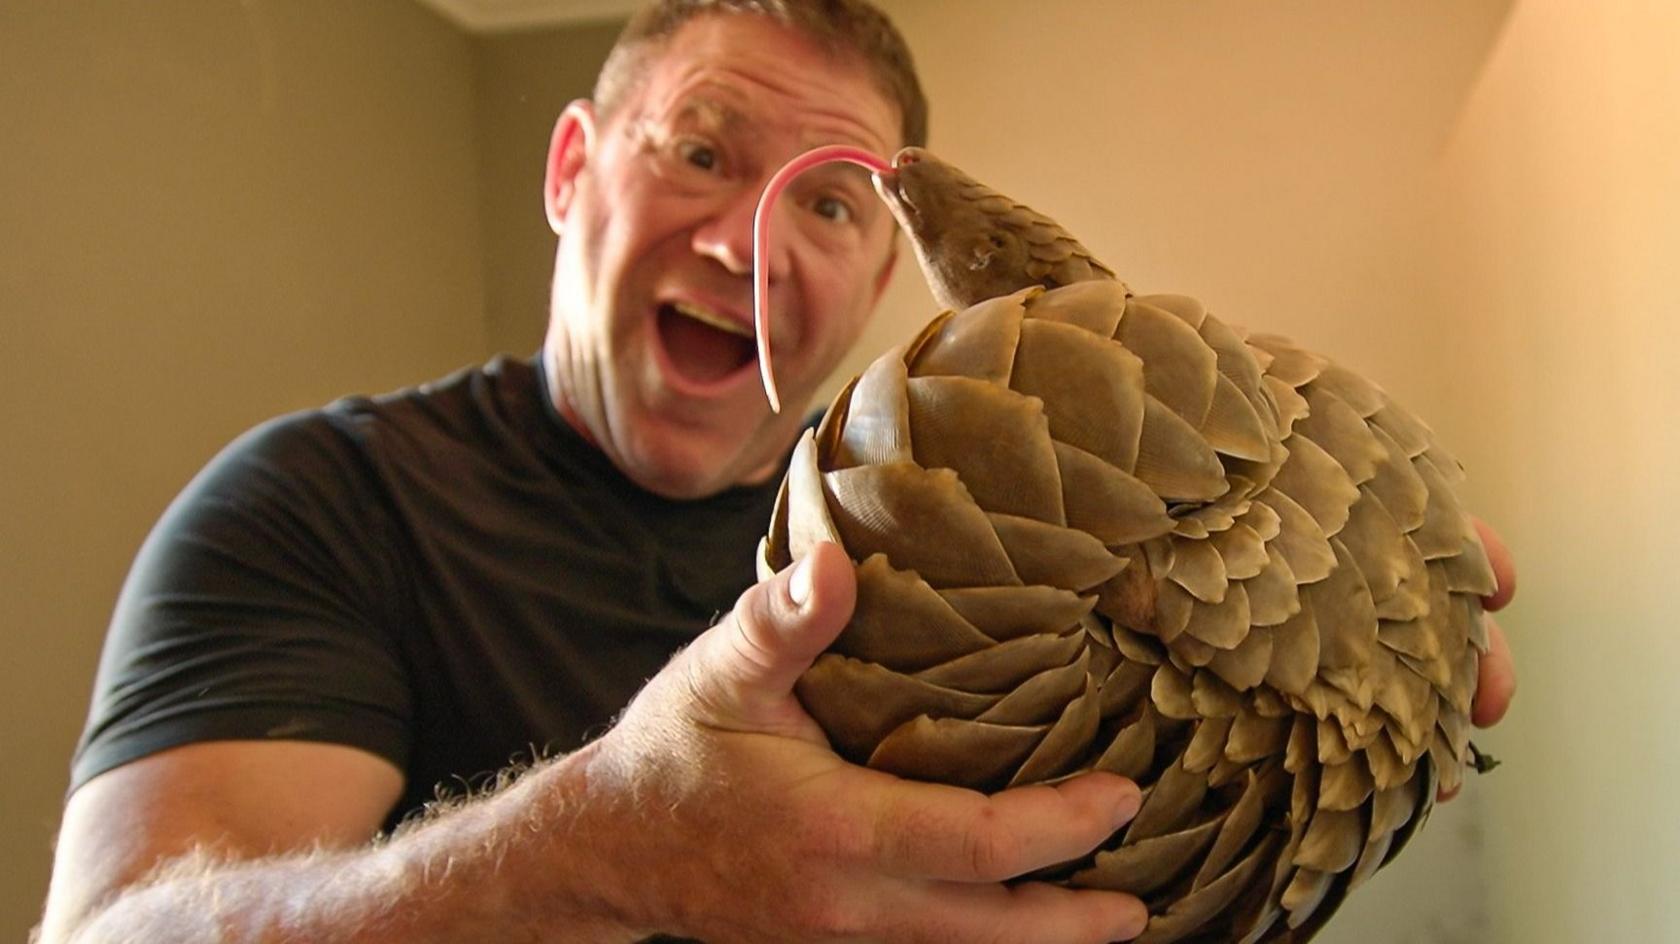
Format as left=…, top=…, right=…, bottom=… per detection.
left=325, top=355, right=539, bottom=437
left=230, top=356, right=539, bottom=464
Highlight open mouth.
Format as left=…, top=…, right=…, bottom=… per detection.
left=656, top=300, right=758, bottom=387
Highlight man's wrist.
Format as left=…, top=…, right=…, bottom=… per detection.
left=501, top=740, right=655, bottom=942
left=355, top=740, right=651, bottom=943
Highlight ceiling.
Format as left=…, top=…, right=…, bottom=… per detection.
left=415, top=0, right=640, bottom=32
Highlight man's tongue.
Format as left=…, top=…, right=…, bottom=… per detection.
left=657, top=305, right=757, bottom=385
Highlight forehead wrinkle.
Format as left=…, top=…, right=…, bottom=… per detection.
left=669, top=97, right=736, bottom=133
left=651, top=61, right=897, bottom=156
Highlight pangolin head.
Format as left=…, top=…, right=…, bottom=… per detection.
left=874, top=147, right=1115, bottom=312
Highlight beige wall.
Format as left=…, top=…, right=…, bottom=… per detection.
left=475, top=19, right=623, bottom=356
left=7, top=1, right=1676, bottom=941
left=1423, top=1, right=1680, bottom=939
left=0, top=2, right=486, bottom=938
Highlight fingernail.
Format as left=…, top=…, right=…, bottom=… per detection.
left=1112, top=901, right=1149, bottom=941
left=1112, top=785, right=1142, bottom=829
left=789, top=554, right=815, bottom=608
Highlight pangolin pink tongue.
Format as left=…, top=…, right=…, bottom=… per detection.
left=749, top=145, right=892, bottom=412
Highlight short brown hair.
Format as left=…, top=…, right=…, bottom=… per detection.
left=593, top=0, right=929, bottom=149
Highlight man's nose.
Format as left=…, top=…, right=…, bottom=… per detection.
left=691, top=182, right=790, bottom=282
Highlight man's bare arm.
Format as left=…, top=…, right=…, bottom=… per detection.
left=40, top=544, right=1148, bottom=944
left=38, top=739, right=640, bottom=943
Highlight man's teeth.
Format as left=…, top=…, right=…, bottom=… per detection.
left=671, top=301, right=754, bottom=338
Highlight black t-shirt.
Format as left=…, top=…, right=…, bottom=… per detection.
left=71, top=355, right=782, bottom=831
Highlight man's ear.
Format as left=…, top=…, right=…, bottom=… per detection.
left=544, top=100, right=597, bottom=235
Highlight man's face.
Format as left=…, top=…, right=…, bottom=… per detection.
left=544, top=14, right=903, bottom=499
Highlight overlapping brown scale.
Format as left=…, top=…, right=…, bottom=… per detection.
left=1304, top=539, right=1379, bottom=683
left=905, top=375, right=1065, bottom=524
left=1340, top=491, right=1429, bottom=620
left=1167, top=538, right=1229, bottom=604
left=1185, top=716, right=1237, bottom=772
left=1243, top=545, right=1302, bottom=627
left=1137, top=833, right=1284, bottom=944
left=1135, top=293, right=1208, bottom=329
left=833, top=554, right=996, bottom=669
left=1094, top=704, right=1162, bottom=780
left=1255, top=489, right=1337, bottom=585
left=1128, top=752, right=1213, bottom=842
left=1010, top=317, right=1148, bottom=472
left=1183, top=582, right=1253, bottom=650
left=823, top=462, right=1020, bottom=588
left=937, top=584, right=1094, bottom=641
left=1310, top=364, right=1386, bottom=418
left=781, top=429, right=843, bottom=562
left=1269, top=436, right=1362, bottom=539
left=796, top=655, right=1001, bottom=760
left=1010, top=672, right=1105, bottom=785
left=987, top=504, right=1115, bottom=579
left=1264, top=375, right=1313, bottom=438
left=1212, top=521, right=1269, bottom=580
left=1246, top=333, right=1326, bottom=388
left=978, top=647, right=1093, bottom=725
left=1207, top=624, right=1276, bottom=691
left=1135, top=396, right=1231, bottom=501
left=1203, top=373, right=1276, bottom=462
left=834, top=352, right=914, bottom=468
left=1053, top=441, right=1177, bottom=544
left=1074, top=814, right=1228, bottom=895
left=1362, top=422, right=1431, bottom=530
left=1200, top=315, right=1273, bottom=423
left=1026, top=278, right=1129, bottom=335
left=910, top=628, right=1086, bottom=693
left=868, top=714, right=1049, bottom=789
left=910, top=289, right=1029, bottom=384
left=1027, top=234, right=1116, bottom=286
left=773, top=269, right=1492, bottom=942
left=1442, top=531, right=1500, bottom=596
left=1191, top=671, right=1247, bottom=720
left=1118, top=297, right=1220, bottom=428
left=1294, top=386, right=1387, bottom=486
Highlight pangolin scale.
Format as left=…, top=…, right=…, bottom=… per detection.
left=757, top=149, right=1497, bottom=943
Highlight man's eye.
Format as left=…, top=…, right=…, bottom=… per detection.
left=812, top=195, right=854, bottom=224
left=676, top=140, right=719, bottom=172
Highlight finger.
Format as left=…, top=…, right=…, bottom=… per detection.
left=1472, top=614, right=1516, bottom=727
left=683, top=541, right=856, bottom=727
left=869, top=772, right=1141, bottom=883
left=1472, top=517, right=1517, bottom=610
left=897, top=880, right=1148, bottom=944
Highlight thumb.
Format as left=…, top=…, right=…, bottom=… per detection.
left=684, top=541, right=856, bottom=732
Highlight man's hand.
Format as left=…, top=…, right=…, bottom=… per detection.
left=1472, top=517, right=1518, bottom=728
left=1434, top=517, right=1517, bottom=803
left=583, top=541, right=1149, bottom=944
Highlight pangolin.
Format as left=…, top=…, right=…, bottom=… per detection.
left=756, top=147, right=1499, bottom=943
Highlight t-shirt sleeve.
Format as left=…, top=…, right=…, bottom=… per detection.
left=69, top=410, right=415, bottom=793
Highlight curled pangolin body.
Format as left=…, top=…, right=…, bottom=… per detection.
left=758, top=151, right=1495, bottom=943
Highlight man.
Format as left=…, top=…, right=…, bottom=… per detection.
left=38, top=2, right=1516, bottom=942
